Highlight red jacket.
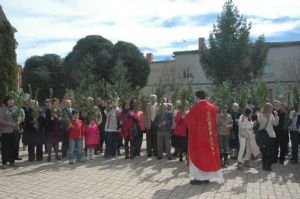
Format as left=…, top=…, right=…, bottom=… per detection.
left=84, top=123, right=99, bottom=146
left=132, top=110, right=145, bottom=131
left=66, top=119, right=84, bottom=139
left=174, top=111, right=187, bottom=137
left=119, top=110, right=133, bottom=140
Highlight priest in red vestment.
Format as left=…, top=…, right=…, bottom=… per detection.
left=185, top=90, right=223, bottom=185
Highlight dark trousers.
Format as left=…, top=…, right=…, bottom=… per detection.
left=146, top=122, right=157, bottom=156
left=273, top=134, right=289, bottom=162
left=261, top=138, right=275, bottom=170
left=1, top=133, right=16, bottom=165
left=104, top=131, right=119, bottom=158
left=133, top=133, right=143, bottom=156
left=290, top=130, right=299, bottom=160
left=28, top=144, right=43, bottom=161
left=47, top=142, right=59, bottom=158
left=98, top=129, right=105, bottom=152
left=61, top=130, right=69, bottom=158
left=14, top=133, right=21, bottom=159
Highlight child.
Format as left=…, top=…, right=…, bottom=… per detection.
left=84, top=120, right=99, bottom=160
left=66, top=110, right=84, bottom=164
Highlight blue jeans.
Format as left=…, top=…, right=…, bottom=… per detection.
left=69, top=138, right=82, bottom=161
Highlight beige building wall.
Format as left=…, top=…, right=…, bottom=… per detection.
left=143, top=41, right=300, bottom=100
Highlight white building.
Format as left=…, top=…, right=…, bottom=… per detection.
left=143, top=38, right=300, bottom=102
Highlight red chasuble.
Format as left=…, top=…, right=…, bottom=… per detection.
left=185, top=100, right=221, bottom=172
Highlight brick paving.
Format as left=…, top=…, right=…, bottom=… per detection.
left=1, top=139, right=300, bottom=199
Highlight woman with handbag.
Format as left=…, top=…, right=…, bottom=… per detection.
left=237, top=107, right=259, bottom=170
left=257, top=103, right=279, bottom=171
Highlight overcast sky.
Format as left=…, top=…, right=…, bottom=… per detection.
left=1, top=0, right=300, bottom=65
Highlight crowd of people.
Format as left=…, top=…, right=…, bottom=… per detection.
left=1, top=91, right=300, bottom=185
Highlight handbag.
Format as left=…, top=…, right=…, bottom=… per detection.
left=255, top=117, right=269, bottom=147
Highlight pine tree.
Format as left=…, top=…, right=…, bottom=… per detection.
left=200, top=0, right=268, bottom=86
left=0, top=5, right=17, bottom=102
left=111, top=57, right=132, bottom=101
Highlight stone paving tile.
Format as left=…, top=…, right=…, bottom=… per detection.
left=1, top=142, right=300, bottom=199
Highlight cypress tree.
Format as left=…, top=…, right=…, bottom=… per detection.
left=0, top=5, right=17, bottom=102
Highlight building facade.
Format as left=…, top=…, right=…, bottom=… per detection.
left=143, top=39, right=300, bottom=102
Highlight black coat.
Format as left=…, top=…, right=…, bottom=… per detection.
left=23, top=107, right=46, bottom=145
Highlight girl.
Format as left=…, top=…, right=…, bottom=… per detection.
left=84, top=119, right=99, bottom=160
left=237, top=107, right=258, bottom=169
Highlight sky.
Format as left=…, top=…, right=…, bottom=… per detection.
left=1, top=0, right=300, bottom=66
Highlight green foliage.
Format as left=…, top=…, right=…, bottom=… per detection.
left=110, top=57, right=133, bottom=101
left=8, top=89, right=29, bottom=123
left=64, top=35, right=114, bottom=89
left=153, top=81, right=166, bottom=105
left=200, top=0, right=268, bottom=86
left=113, top=41, right=150, bottom=88
left=22, top=54, right=65, bottom=101
left=0, top=6, right=17, bottom=102
left=209, top=81, right=233, bottom=109
left=170, top=83, right=194, bottom=112
left=138, top=91, right=148, bottom=112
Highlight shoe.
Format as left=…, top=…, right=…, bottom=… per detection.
left=263, top=167, right=271, bottom=171
left=168, top=157, right=172, bottom=160
left=1, top=164, right=8, bottom=170
left=47, top=156, right=51, bottom=162
left=279, top=160, right=284, bottom=165
left=237, top=162, right=243, bottom=170
left=157, top=157, right=162, bottom=160
left=148, top=154, right=152, bottom=157
left=190, top=180, right=209, bottom=185
left=55, top=156, right=61, bottom=161
left=10, top=163, right=18, bottom=167
left=69, top=160, right=74, bottom=165
left=291, top=159, right=298, bottom=164
left=16, top=157, right=22, bottom=160
left=244, top=161, right=250, bottom=168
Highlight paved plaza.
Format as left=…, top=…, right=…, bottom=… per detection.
left=1, top=139, right=300, bottom=199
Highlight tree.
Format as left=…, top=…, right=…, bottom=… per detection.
left=110, top=57, right=133, bottom=100
left=22, top=54, right=65, bottom=101
left=64, top=35, right=114, bottom=89
left=0, top=5, right=17, bottom=101
left=113, top=41, right=150, bottom=88
left=200, top=0, right=268, bottom=86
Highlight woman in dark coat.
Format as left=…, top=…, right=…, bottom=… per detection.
left=45, top=98, right=62, bottom=161
left=23, top=100, right=45, bottom=162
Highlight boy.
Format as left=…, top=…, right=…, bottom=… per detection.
left=67, top=110, right=84, bottom=164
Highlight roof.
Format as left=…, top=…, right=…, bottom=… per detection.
left=172, top=40, right=300, bottom=55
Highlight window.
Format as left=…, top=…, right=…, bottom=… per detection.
left=183, top=67, right=193, bottom=79
left=263, top=64, right=272, bottom=75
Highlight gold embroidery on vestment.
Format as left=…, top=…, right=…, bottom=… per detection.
left=207, top=111, right=215, bottom=157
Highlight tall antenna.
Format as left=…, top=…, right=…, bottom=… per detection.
left=183, top=39, right=187, bottom=50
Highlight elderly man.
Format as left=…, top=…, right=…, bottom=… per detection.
left=144, top=94, right=158, bottom=157
left=61, top=99, right=73, bottom=158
